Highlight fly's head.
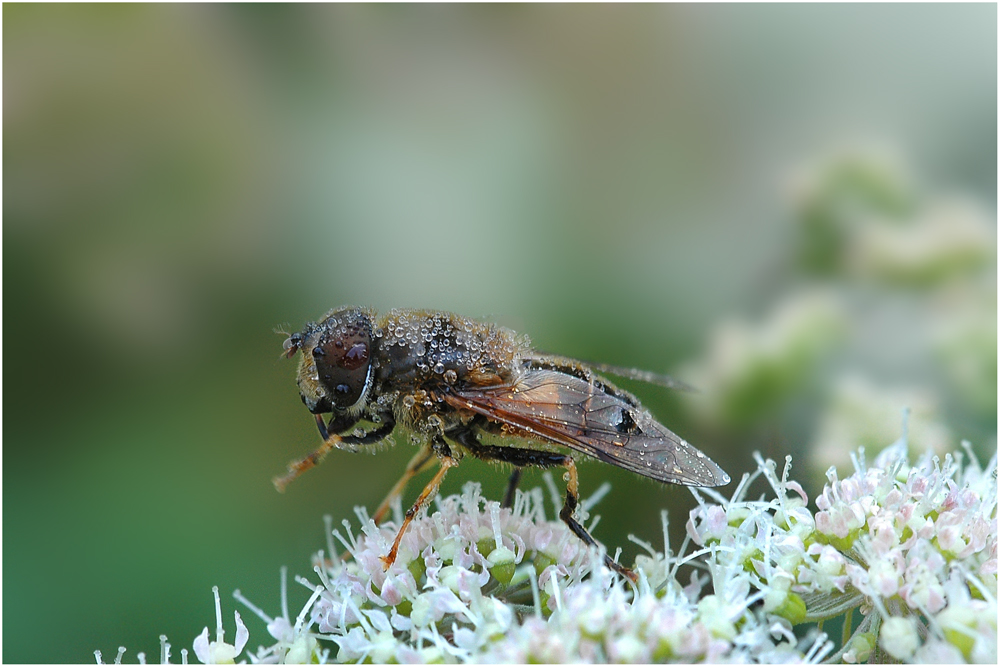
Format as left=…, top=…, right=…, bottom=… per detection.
left=284, top=306, right=374, bottom=416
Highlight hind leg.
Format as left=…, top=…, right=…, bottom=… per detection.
left=449, top=424, right=637, bottom=582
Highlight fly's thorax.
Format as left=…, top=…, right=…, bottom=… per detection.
left=391, top=388, right=473, bottom=451
left=370, top=309, right=529, bottom=394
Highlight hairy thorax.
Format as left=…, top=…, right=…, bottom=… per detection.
left=367, top=309, right=530, bottom=434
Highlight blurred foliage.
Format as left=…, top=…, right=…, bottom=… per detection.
left=684, top=290, right=847, bottom=426
left=794, top=154, right=917, bottom=276
left=683, top=149, right=996, bottom=486
left=3, top=4, right=995, bottom=663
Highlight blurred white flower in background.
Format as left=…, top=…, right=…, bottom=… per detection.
left=682, top=288, right=847, bottom=427
left=680, top=148, right=995, bottom=483
left=848, top=199, right=995, bottom=288
left=808, top=375, right=951, bottom=473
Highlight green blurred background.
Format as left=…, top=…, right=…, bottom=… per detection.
left=4, top=4, right=995, bottom=663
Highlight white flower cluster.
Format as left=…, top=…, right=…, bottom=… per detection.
left=297, top=480, right=839, bottom=664
left=687, top=439, right=997, bottom=663
left=96, top=440, right=996, bottom=664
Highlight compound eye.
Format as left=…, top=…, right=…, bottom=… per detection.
left=312, top=327, right=372, bottom=409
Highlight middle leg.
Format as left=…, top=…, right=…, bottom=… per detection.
left=502, top=468, right=522, bottom=508
left=379, top=454, right=458, bottom=571
left=450, top=425, right=637, bottom=582
left=371, top=443, right=437, bottom=525
left=449, top=417, right=528, bottom=509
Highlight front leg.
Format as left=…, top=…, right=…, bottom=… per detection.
left=313, top=411, right=365, bottom=440
left=273, top=415, right=396, bottom=492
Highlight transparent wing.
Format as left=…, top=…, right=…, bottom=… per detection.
left=529, top=353, right=700, bottom=392
left=443, top=369, right=729, bottom=487
left=586, top=361, right=700, bottom=393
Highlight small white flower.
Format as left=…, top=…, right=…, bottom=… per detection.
left=912, top=638, right=966, bottom=663
left=192, top=588, right=248, bottom=664
left=879, top=615, right=920, bottom=660
left=866, top=552, right=902, bottom=597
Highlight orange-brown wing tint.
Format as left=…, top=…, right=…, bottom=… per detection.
left=444, top=370, right=729, bottom=487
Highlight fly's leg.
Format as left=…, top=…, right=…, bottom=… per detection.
left=273, top=417, right=396, bottom=492
left=313, top=410, right=379, bottom=440
left=371, top=443, right=437, bottom=525
left=449, top=416, right=525, bottom=509
left=380, top=455, right=458, bottom=571
left=558, top=456, right=637, bottom=582
left=314, top=414, right=329, bottom=440
left=450, top=424, right=637, bottom=582
left=273, top=434, right=343, bottom=492
left=502, top=468, right=522, bottom=509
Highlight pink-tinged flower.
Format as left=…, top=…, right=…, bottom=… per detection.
left=867, top=514, right=900, bottom=553
left=865, top=552, right=902, bottom=597
left=899, top=557, right=947, bottom=613
left=686, top=504, right=729, bottom=545
left=799, top=543, right=849, bottom=593
left=937, top=524, right=968, bottom=555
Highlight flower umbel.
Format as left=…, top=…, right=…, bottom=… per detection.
left=247, top=479, right=836, bottom=663
left=98, top=441, right=995, bottom=663
left=687, top=439, right=997, bottom=663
